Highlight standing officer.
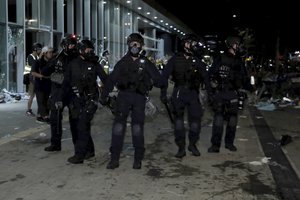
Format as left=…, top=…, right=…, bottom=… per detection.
left=100, top=33, right=164, bottom=169
left=207, top=36, right=247, bottom=153
left=160, top=34, right=210, bottom=158
left=65, top=40, right=107, bottom=164
left=43, top=35, right=78, bottom=152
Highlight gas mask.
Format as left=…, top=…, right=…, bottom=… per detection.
left=129, top=45, right=142, bottom=57
left=82, top=50, right=96, bottom=62
left=183, top=40, right=195, bottom=56
left=65, top=46, right=78, bottom=57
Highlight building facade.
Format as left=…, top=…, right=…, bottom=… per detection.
left=1, top=0, right=191, bottom=92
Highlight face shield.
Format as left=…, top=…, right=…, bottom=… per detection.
left=190, top=39, right=206, bottom=58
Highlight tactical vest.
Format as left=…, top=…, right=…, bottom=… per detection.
left=117, top=59, right=153, bottom=95
left=50, top=53, right=70, bottom=85
left=71, top=59, right=98, bottom=99
left=215, top=53, right=244, bottom=90
left=172, top=55, right=202, bottom=90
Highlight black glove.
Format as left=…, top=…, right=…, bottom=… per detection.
left=207, top=93, right=215, bottom=106
left=99, top=95, right=109, bottom=106
left=160, top=95, right=168, bottom=104
left=55, top=101, right=63, bottom=109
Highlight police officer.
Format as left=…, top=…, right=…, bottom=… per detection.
left=207, top=36, right=247, bottom=153
left=43, top=35, right=78, bottom=152
left=100, top=33, right=164, bottom=169
left=65, top=39, right=107, bottom=164
left=160, top=34, right=210, bottom=158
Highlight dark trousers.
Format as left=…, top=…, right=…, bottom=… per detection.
left=171, top=87, right=202, bottom=147
left=36, top=90, right=50, bottom=117
left=49, top=97, right=77, bottom=147
left=69, top=97, right=97, bottom=157
left=73, top=111, right=95, bottom=157
left=211, top=91, right=239, bottom=146
left=110, top=91, right=146, bottom=161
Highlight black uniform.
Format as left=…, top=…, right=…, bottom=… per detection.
left=64, top=56, right=107, bottom=162
left=101, top=52, right=164, bottom=169
left=42, top=51, right=77, bottom=151
left=161, top=52, right=210, bottom=158
left=208, top=51, right=247, bottom=152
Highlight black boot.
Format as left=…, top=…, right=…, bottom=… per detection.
left=133, top=147, right=144, bottom=169
left=106, top=160, right=119, bottom=169
left=208, top=145, right=220, bottom=153
left=133, top=160, right=142, bottom=169
left=174, top=140, right=186, bottom=158
left=188, top=144, right=201, bottom=156
left=175, top=147, right=186, bottom=158
left=225, top=144, right=237, bottom=151
left=84, top=152, right=95, bottom=160
left=44, top=145, right=61, bottom=152
left=67, top=155, right=84, bottom=164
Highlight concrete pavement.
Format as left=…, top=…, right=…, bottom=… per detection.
left=0, top=88, right=299, bottom=200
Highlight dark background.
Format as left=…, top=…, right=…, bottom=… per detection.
left=154, top=0, right=299, bottom=57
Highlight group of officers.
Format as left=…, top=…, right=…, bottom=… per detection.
left=41, top=32, right=249, bottom=170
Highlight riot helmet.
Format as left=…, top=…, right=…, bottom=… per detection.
left=225, top=36, right=245, bottom=56
left=127, top=33, right=144, bottom=45
left=77, top=39, right=97, bottom=61
left=190, top=37, right=206, bottom=58
left=32, top=43, right=42, bottom=52
left=225, top=36, right=241, bottom=49
left=127, top=33, right=144, bottom=57
left=181, top=34, right=205, bottom=57
left=60, top=34, right=78, bottom=55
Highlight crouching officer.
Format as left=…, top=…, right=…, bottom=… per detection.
left=207, top=36, right=247, bottom=153
left=64, top=40, right=107, bottom=164
left=160, top=34, right=211, bottom=158
left=43, top=35, right=78, bottom=152
left=100, top=33, right=164, bottom=169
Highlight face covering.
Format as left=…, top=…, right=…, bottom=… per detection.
left=129, top=46, right=142, bottom=57
left=83, top=51, right=96, bottom=61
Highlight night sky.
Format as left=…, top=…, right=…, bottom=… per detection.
left=154, top=0, right=299, bottom=57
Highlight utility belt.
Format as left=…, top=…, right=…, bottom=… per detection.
left=118, top=83, right=149, bottom=96
left=215, top=83, right=236, bottom=92
left=174, top=84, right=198, bottom=91
left=71, top=86, right=98, bottom=101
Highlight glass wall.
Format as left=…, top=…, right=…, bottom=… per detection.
left=8, top=26, right=24, bottom=92
left=0, top=0, right=6, bottom=23
left=0, top=1, right=7, bottom=90
left=40, top=0, right=52, bottom=29
left=1, top=0, right=183, bottom=92
left=0, top=24, right=7, bottom=90
left=103, top=1, right=109, bottom=52
left=25, top=0, right=39, bottom=28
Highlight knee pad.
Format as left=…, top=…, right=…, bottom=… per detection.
left=132, top=124, right=142, bottom=136
left=190, top=122, right=200, bottom=133
left=214, top=115, right=223, bottom=127
left=228, top=115, right=237, bottom=127
left=113, top=123, right=124, bottom=136
left=175, top=119, right=184, bottom=131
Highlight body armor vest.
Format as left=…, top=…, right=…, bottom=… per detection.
left=172, top=55, right=202, bottom=90
left=117, top=58, right=152, bottom=95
